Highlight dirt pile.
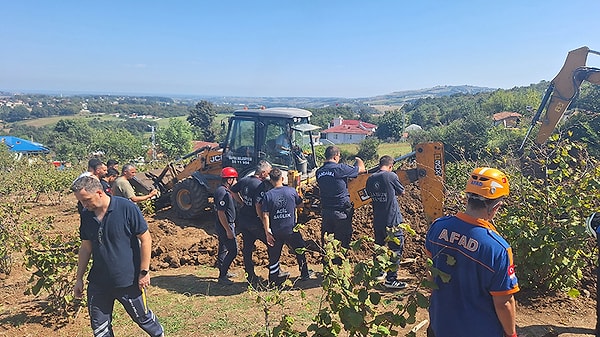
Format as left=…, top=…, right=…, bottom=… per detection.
left=148, top=184, right=430, bottom=274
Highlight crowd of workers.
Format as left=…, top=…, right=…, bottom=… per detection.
left=69, top=148, right=600, bottom=337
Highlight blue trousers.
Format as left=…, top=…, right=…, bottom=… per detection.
left=239, top=222, right=268, bottom=278
left=268, top=231, right=309, bottom=282
left=216, top=222, right=238, bottom=279
left=374, top=225, right=404, bottom=282
left=87, top=283, right=163, bottom=337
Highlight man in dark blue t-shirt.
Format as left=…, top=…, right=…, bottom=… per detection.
left=72, top=176, right=164, bottom=337
left=214, top=167, right=239, bottom=285
left=230, top=160, right=276, bottom=284
left=260, top=168, right=313, bottom=285
left=316, top=146, right=365, bottom=249
left=366, top=155, right=407, bottom=290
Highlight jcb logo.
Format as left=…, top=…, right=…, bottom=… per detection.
left=358, top=189, right=371, bottom=202
left=210, top=155, right=222, bottom=163
left=434, top=155, right=443, bottom=176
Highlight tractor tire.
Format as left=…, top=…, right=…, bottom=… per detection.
left=170, top=177, right=209, bottom=219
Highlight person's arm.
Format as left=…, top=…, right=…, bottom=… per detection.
left=354, top=157, right=366, bottom=174
left=230, top=182, right=244, bottom=205
left=261, top=210, right=274, bottom=246
left=129, top=189, right=158, bottom=203
left=137, top=230, right=152, bottom=290
left=73, top=240, right=92, bottom=298
left=217, top=210, right=234, bottom=239
left=392, top=175, right=405, bottom=196
left=492, top=294, right=517, bottom=337
left=255, top=202, right=264, bottom=219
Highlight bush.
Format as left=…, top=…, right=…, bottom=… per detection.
left=501, top=138, right=600, bottom=291
left=356, top=138, right=381, bottom=162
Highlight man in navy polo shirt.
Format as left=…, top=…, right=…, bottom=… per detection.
left=231, top=160, right=279, bottom=284
left=366, top=155, right=407, bottom=290
left=71, top=176, right=164, bottom=337
left=425, top=167, right=518, bottom=337
left=260, top=168, right=313, bottom=285
left=316, top=146, right=365, bottom=250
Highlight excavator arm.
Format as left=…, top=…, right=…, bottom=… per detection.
left=519, top=46, right=600, bottom=151
left=348, top=142, right=445, bottom=223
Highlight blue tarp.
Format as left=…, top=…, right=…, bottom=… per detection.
left=0, top=136, right=50, bottom=154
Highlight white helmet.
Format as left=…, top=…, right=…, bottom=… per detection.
left=585, top=212, right=600, bottom=239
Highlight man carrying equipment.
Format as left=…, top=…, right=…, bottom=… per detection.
left=426, top=167, right=519, bottom=337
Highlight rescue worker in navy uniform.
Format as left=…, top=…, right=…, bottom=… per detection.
left=425, top=167, right=518, bottom=337
left=260, top=168, right=313, bottom=285
left=585, top=212, right=600, bottom=336
left=230, top=160, right=288, bottom=284
left=71, top=176, right=164, bottom=337
left=316, top=146, right=366, bottom=251
left=366, top=155, right=407, bottom=290
left=215, top=167, right=239, bottom=285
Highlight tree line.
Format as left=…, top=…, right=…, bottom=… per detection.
left=2, top=81, right=599, bottom=165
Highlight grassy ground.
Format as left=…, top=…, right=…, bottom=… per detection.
left=103, top=265, right=333, bottom=337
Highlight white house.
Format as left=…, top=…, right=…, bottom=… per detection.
left=320, top=117, right=377, bottom=144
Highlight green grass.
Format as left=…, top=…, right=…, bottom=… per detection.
left=15, top=113, right=123, bottom=128
left=102, top=265, right=321, bottom=337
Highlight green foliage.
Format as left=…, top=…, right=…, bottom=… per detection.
left=307, top=234, right=427, bottom=337
left=188, top=100, right=217, bottom=142
left=91, top=129, right=147, bottom=162
left=356, top=137, right=381, bottom=162
left=574, top=83, right=600, bottom=112
left=501, top=138, right=600, bottom=290
left=375, top=109, right=406, bottom=141
left=156, top=118, right=193, bottom=159
left=0, top=203, right=29, bottom=275
left=251, top=227, right=431, bottom=337
left=309, top=106, right=358, bottom=129
left=23, top=225, right=81, bottom=316
left=562, top=111, right=600, bottom=158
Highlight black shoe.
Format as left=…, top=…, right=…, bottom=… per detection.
left=218, top=277, right=234, bottom=285
left=247, top=274, right=262, bottom=286
left=383, top=279, right=407, bottom=290
left=269, top=273, right=289, bottom=287
left=300, top=269, right=315, bottom=281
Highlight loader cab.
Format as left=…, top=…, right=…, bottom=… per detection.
left=222, top=107, right=320, bottom=179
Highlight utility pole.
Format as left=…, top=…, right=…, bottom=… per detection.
left=149, top=125, right=156, bottom=161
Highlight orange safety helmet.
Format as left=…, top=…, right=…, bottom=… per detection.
left=465, top=167, right=509, bottom=200
left=221, top=167, right=238, bottom=178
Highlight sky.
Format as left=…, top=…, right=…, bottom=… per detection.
left=2, top=1, right=600, bottom=98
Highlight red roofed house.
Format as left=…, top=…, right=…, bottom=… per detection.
left=321, top=117, right=377, bottom=144
left=493, top=112, right=522, bottom=128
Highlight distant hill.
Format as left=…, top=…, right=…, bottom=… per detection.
left=360, top=85, right=496, bottom=106
left=0, top=85, right=497, bottom=113
left=196, top=85, right=497, bottom=108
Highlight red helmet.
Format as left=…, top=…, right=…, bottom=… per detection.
left=221, top=167, right=238, bottom=178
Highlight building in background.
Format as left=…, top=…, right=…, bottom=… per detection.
left=320, top=117, right=377, bottom=144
